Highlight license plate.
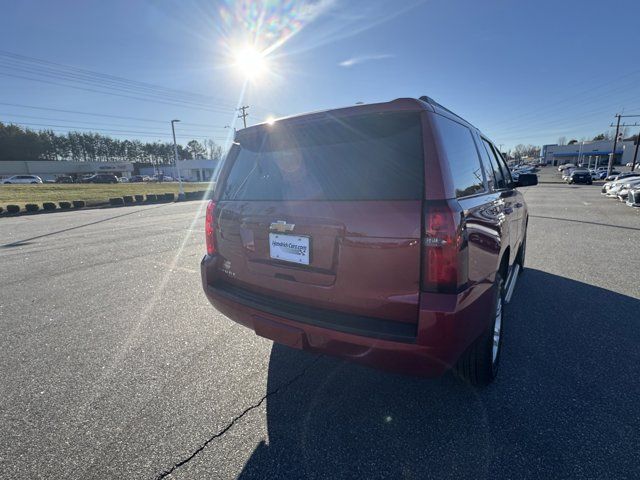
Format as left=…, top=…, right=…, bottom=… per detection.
left=269, top=233, right=310, bottom=265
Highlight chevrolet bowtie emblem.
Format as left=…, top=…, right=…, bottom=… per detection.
left=269, top=220, right=295, bottom=232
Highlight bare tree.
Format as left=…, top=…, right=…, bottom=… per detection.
left=557, top=136, right=567, bottom=146
left=204, top=138, right=223, bottom=160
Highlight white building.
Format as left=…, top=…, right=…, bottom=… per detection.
left=0, top=159, right=133, bottom=181
left=542, top=140, right=639, bottom=167
left=139, top=159, right=219, bottom=182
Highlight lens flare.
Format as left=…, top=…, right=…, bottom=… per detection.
left=234, top=46, right=267, bottom=79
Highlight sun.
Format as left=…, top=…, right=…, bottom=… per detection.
left=234, top=46, right=268, bottom=80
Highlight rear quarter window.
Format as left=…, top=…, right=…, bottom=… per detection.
left=220, top=112, right=424, bottom=201
left=432, top=115, right=485, bottom=198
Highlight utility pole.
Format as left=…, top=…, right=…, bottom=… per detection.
left=607, top=114, right=621, bottom=178
left=632, top=131, right=640, bottom=172
left=238, top=105, right=249, bottom=129
left=606, top=114, right=640, bottom=176
left=171, top=119, right=185, bottom=201
left=577, top=141, right=583, bottom=166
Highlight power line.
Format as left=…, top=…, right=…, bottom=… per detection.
left=0, top=50, right=239, bottom=109
left=2, top=120, right=227, bottom=140
left=0, top=50, right=276, bottom=116
left=0, top=112, right=227, bottom=134
left=487, top=68, right=640, bottom=129
left=0, top=102, right=230, bottom=129
left=0, top=71, right=235, bottom=115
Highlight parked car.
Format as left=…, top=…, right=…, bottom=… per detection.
left=626, top=187, right=640, bottom=207
left=201, top=97, right=537, bottom=386
left=601, top=176, right=632, bottom=195
left=604, top=176, right=640, bottom=197
left=562, top=168, right=576, bottom=182
left=558, top=163, right=575, bottom=172
left=81, top=174, right=118, bottom=184
left=588, top=169, right=601, bottom=180
left=55, top=175, right=74, bottom=183
left=612, top=171, right=639, bottom=181
left=568, top=169, right=592, bottom=184
left=117, top=176, right=129, bottom=183
left=605, top=171, right=623, bottom=181
left=129, top=175, right=145, bottom=183
left=2, top=175, right=43, bottom=184
left=615, top=177, right=640, bottom=201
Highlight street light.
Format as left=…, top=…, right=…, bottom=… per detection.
left=170, top=119, right=185, bottom=201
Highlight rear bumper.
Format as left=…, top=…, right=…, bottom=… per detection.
left=201, top=255, right=494, bottom=377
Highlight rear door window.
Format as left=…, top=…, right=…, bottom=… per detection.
left=474, top=133, right=497, bottom=190
left=481, top=138, right=507, bottom=189
left=432, top=115, right=485, bottom=198
left=221, top=112, right=424, bottom=201
left=492, top=146, right=513, bottom=184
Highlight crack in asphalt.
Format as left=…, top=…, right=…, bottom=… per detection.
left=154, top=355, right=321, bottom=479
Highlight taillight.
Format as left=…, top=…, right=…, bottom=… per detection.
left=205, top=200, right=217, bottom=255
left=421, top=200, right=467, bottom=293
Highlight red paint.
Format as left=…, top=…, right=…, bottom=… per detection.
left=202, top=98, right=528, bottom=377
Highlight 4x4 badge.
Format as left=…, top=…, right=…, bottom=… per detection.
left=269, top=220, right=295, bottom=232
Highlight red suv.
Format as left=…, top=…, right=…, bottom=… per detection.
left=201, top=97, right=537, bottom=385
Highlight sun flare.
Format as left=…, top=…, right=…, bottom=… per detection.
left=234, top=46, right=268, bottom=80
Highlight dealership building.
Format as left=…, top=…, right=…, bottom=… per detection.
left=542, top=140, right=639, bottom=167
left=0, top=158, right=218, bottom=182
left=138, top=159, right=219, bottom=182
left=0, top=160, right=133, bottom=181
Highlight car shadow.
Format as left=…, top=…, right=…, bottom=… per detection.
left=237, top=269, right=640, bottom=479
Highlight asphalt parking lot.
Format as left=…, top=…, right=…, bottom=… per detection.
left=1, top=183, right=639, bottom=480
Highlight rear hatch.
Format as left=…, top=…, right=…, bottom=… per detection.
left=213, top=111, right=424, bottom=328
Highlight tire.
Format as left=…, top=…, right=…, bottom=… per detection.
left=454, top=272, right=504, bottom=386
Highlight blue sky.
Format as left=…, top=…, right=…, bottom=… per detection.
left=1, top=0, right=640, bottom=150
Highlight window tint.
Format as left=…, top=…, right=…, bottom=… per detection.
left=474, top=134, right=496, bottom=190
left=492, top=146, right=513, bottom=184
left=433, top=115, right=485, bottom=197
left=481, top=138, right=507, bottom=189
left=221, top=112, right=424, bottom=201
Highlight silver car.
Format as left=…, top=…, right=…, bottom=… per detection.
left=2, top=175, right=43, bottom=184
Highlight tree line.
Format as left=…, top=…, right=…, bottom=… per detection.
left=509, top=144, right=540, bottom=160
left=0, top=122, right=223, bottom=163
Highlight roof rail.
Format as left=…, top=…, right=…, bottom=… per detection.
left=418, top=95, right=470, bottom=126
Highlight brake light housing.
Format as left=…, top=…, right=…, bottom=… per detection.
left=421, top=200, right=467, bottom=293
left=205, top=200, right=217, bottom=255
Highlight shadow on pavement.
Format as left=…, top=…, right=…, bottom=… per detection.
left=0, top=204, right=165, bottom=248
left=238, top=269, right=640, bottom=479
left=530, top=214, right=640, bottom=232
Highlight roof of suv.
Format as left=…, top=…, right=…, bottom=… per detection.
left=237, top=96, right=479, bottom=139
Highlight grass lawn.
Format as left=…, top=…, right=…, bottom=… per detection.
left=0, top=182, right=212, bottom=209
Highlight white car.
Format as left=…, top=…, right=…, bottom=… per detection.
left=2, top=175, right=43, bottom=184
left=616, top=177, right=640, bottom=201
left=605, top=177, right=640, bottom=197
left=558, top=163, right=575, bottom=172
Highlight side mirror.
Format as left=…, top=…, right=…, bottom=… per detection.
left=516, top=173, right=538, bottom=187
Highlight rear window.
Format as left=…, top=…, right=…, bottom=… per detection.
left=220, top=112, right=424, bottom=201
left=432, top=115, right=486, bottom=197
